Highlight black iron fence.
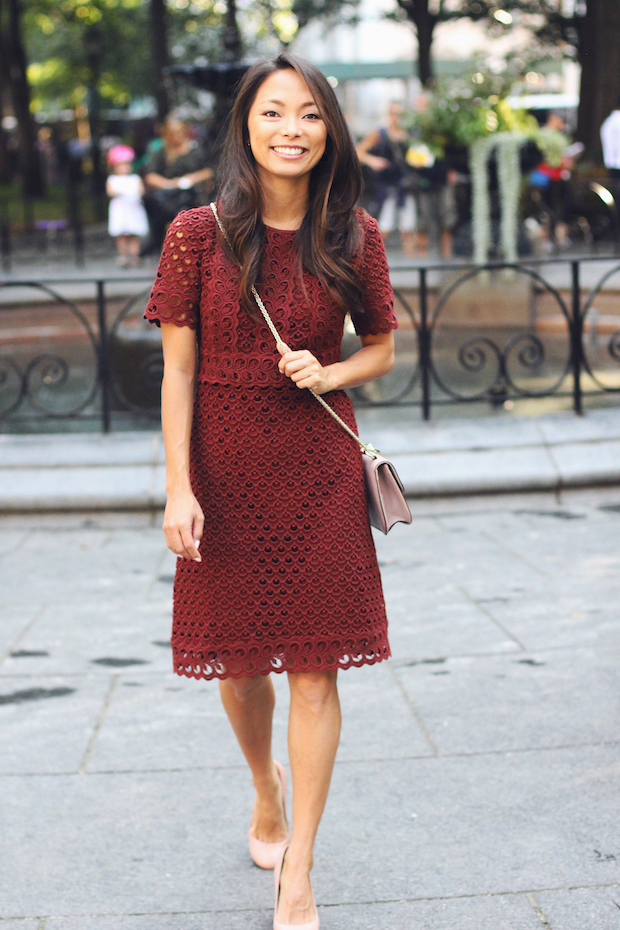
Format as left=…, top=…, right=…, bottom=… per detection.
left=1, top=254, right=620, bottom=432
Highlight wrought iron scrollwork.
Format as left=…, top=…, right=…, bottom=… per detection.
left=608, top=330, right=620, bottom=362
left=581, top=262, right=620, bottom=391
left=0, top=283, right=99, bottom=421
left=108, top=288, right=162, bottom=418
left=2, top=257, right=620, bottom=430
left=0, top=355, right=25, bottom=417
left=426, top=264, right=571, bottom=404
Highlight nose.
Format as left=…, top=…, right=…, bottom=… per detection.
left=282, top=114, right=302, bottom=137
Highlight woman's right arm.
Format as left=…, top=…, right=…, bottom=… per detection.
left=145, top=172, right=175, bottom=190
left=356, top=129, right=389, bottom=172
left=160, top=322, right=203, bottom=562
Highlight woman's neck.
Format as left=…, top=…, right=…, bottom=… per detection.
left=166, top=140, right=190, bottom=159
left=258, top=172, right=310, bottom=230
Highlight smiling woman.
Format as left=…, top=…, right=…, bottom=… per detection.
left=247, top=71, right=328, bottom=190
left=145, top=52, right=397, bottom=930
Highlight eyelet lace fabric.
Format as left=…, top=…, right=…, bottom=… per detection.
left=145, top=206, right=397, bottom=680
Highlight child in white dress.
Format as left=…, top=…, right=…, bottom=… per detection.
left=106, top=145, right=149, bottom=266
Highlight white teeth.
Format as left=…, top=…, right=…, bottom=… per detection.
left=273, top=147, right=304, bottom=155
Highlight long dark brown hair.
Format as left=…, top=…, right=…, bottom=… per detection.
left=217, top=53, right=363, bottom=316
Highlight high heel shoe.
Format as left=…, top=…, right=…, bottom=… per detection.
left=274, top=846, right=320, bottom=930
left=248, top=760, right=290, bottom=869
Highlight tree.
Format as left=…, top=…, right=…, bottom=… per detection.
left=150, top=0, right=171, bottom=121
left=466, top=0, right=620, bottom=157
left=0, top=21, right=13, bottom=183
left=292, top=0, right=517, bottom=86
left=573, top=0, right=620, bottom=157
left=0, top=0, right=43, bottom=195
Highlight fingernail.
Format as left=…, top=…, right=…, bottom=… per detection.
left=193, top=556, right=202, bottom=562
left=194, top=540, right=200, bottom=548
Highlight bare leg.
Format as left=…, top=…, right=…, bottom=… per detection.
left=219, top=675, right=288, bottom=844
left=401, top=231, right=417, bottom=257
left=276, top=669, right=341, bottom=925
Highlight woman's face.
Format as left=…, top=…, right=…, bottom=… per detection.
left=247, top=69, right=328, bottom=184
left=164, top=120, right=189, bottom=148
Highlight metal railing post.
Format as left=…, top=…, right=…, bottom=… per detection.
left=419, top=267, right=432, bottom=420
left=96, top=280, right=111, bottom=433
left=570, top=260, right=583, bottom=416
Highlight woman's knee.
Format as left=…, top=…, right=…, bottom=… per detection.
left=288, top=669, right=338, bottom=710
left=220, top=674, right=270, bottom=702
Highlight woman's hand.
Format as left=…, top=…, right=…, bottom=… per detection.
left=163, top=491, right=204, bottom=562
left=278, top=347, right=335, bottom=394
left=367, top=155, right=390, bottom=172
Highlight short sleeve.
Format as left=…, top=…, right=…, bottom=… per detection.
left=351, top=212, right=398, bottom=337
left=144, top=209, right=207, bottom=330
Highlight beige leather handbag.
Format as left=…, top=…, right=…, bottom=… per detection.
left=210, top=202, right=412, bottom=535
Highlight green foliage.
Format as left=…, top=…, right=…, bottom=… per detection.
left=21, top=0, right=304, bottom=114
left=24, top=0, right=155, bottom=111
left=406, top=66, right=538, bottom=156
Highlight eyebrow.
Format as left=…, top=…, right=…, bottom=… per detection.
left=262, top=98, right=318, bottom=108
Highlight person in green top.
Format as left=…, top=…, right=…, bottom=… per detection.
left=142, top=116, right=214, bottom=252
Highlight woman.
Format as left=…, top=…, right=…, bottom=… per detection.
left=143, top=116, right=213, bottom=250
left=145, top=53, right=396, bottom=929
left=356, top=100, right=417, bottom=255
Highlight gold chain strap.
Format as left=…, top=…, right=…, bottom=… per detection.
left=210, top=202, right=377, bottom=459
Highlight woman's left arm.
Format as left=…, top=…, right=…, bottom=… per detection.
left=278, top=331, right=394, bottom=394
left=182, top=167, right=213, bottom=185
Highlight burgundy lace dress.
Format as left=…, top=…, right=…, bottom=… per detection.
left=145, top=206, right=397, bottom=680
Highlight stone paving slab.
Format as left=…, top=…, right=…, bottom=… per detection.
left=536, top=886, right=620, bottom=930
left=35, top=892, right=548, bottom=930
left=2, top=748, right=619, bottom=920
left=396, top=443, right=560, bottom=496
left=0, top=674, right=111, bottom=775
left=2, top=408, right=620, bottom=510
left=316, top=894, right=545, bottom=930
left=549, top=439, right=620, bottom=486
left=0, top=433, right=163, bottom=468
left=395, top=645, right=620, bottom=754
left=0, top=465, right=163, bottom=512
left=84, top=663, right=433, bottom=776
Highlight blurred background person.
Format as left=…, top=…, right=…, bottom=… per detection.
left=601, top=95, right=620, bottom=182
left=142, top=116, right=214, bottom=253
left=356, top=101, right=417, bottom=255
left=530, top=112, right=577, bottom=249
left=106, top=144, right=149, bottom=267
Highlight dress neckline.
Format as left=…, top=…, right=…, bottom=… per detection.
left=264, top=224, right=298, bottom=235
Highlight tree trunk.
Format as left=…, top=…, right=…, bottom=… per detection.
left=0, top=17, right=13, bottom=184
left=397, top=0, right=436, bottom=87
left=576, top=0, right=620, bottom=160
left=150, top=0, right=170, bottom=122
left=5, top=0, right=43, bottom=197
left=414, top=1, right=435, bottom=86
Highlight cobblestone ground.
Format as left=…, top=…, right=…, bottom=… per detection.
left=1, top=487, right=619, bottom=930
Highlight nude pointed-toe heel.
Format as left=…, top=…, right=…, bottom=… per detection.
left=248, top=760, right=290, bottom=870
left=273, top=846, right=320, bottom=930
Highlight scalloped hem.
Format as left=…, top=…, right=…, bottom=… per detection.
left=171, top=641, right=391, bottom=681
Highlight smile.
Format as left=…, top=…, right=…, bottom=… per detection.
left=272, top=146, right=306, bottom=156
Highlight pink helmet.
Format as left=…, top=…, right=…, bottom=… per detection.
left=108, top=144, right=135, bottom=166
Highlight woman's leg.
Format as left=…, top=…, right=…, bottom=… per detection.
left=277, top=669, right=341, bottom=925
left=219, top=675, right=288, bottom=844
left=127, top=234, right=140, bottom=259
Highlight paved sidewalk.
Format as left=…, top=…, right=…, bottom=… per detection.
left=1, top=486, right=619, bottom=929
left=1, top=406, right=620, bottom=511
